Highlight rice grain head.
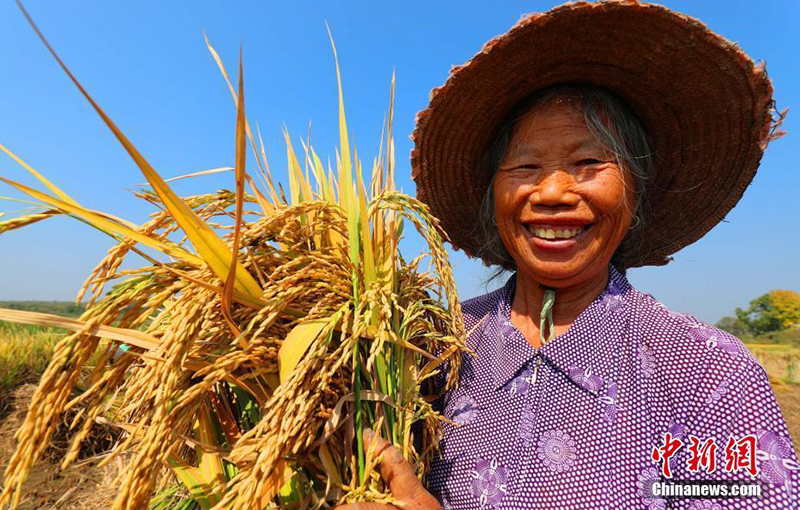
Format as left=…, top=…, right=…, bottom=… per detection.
left=0, top=12, right=468, bottom=510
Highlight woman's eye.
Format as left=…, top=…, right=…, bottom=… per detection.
left=498, top=163, right=538, bottom=171
left=576, top=159, right=603, bottom=166
left=500, top=164, right=539, bottom=174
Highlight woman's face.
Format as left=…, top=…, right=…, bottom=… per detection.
left=493, top=100, right=636, bottom=288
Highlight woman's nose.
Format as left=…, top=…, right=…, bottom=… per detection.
left=533, top=169, right=579, bottom=207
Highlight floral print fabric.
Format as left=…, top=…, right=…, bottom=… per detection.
left=425, top=265, right=800, bottom=509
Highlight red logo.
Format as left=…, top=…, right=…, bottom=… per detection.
left=652, top=432, right=761, bottom=478
left=687, top=435, right=717, bottom=474
left=651, top=432, right=683, bottom=478
left=724, top=434, right=759, bottom=476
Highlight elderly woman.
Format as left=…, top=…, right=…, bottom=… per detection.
left=341, top=1, right=798, bottom=509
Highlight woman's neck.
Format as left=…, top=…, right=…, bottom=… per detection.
left=510, top=266, right=610, bottom=348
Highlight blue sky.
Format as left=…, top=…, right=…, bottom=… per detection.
left=0, top=1, right=797, bottom=324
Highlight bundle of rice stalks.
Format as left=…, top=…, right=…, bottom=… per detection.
left=0, top=7, right=468, bottom=510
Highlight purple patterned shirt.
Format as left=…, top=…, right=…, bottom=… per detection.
left=426, top=265, right=800, bottom=509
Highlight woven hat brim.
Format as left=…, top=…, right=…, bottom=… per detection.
left=411, top=0, right=783, bottom=269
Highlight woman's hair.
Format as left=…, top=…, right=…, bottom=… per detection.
left=474, top=83, right=655, bottom=281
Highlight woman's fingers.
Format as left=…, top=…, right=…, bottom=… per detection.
left=364, top=428, right=420, bottom=497
left=363, top=429, right=442, bottom=510
left=331, top=430, right=442, bottom=510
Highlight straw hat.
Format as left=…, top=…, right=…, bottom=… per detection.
left=410, top=0, right=787, bottom=269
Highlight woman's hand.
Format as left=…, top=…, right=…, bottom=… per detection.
left=335, top=429, right=442, bottom=510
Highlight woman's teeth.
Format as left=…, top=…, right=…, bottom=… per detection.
left=526, top=225, right=584, bottom=240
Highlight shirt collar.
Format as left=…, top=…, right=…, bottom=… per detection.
left=492, top=264, right=632, bottom=395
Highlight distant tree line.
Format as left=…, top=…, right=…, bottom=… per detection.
left=716, top=290, right=800, bottom=338
left=0, top=301, right=86, bottom=319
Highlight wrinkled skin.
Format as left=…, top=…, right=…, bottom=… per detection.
left=494, top=100, right=635, bottom=291
left=338, top=99, right=636, bottom=508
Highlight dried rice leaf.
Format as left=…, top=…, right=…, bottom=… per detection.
left=0, top=308, right=160, bottom=351
left=0, top=176, right=203, bottom=266
left=278, top=314, right=339, bottom=383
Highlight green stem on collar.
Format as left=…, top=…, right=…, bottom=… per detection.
left=539, top=288, right=556, bottom=345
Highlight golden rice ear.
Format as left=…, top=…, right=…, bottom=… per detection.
left=2, top=5, right=466, bottom=508
left=0, top=208, right=60, bottom=234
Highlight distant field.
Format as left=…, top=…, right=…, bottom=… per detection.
left=0, top=301, right=85, bottom=394
left=745, top=342, right=800, bottom=384
left=0, top=322, right=62, bottom=394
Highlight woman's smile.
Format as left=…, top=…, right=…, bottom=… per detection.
left=523, top=221, right=592, bottom=252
